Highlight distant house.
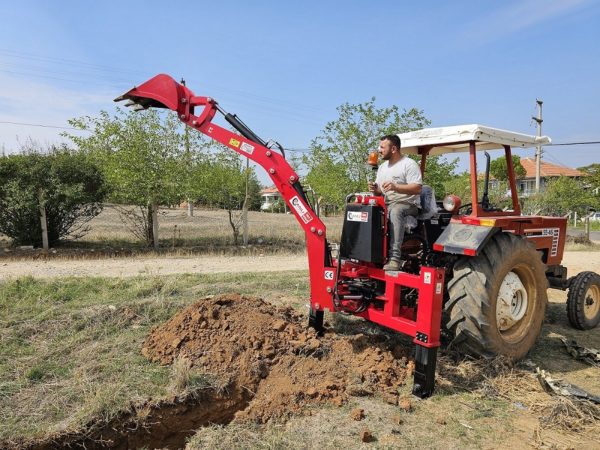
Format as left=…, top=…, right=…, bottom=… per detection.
left=260, top=186, right=285, bottom=212
left=517, top=158, right=586, bottom=196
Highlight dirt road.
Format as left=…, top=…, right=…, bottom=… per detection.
left=0, top=254, right=309, bottom=279
left=0, top=251, right=598, bottom=279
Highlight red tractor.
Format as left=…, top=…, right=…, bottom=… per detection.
left=116, top=75, right=600, bottom=398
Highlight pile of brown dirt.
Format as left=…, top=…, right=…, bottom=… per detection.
left=142, top=294, right=412, bottom=422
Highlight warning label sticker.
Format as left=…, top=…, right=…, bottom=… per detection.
left=229, top=138, right=241, bottom=148
left=291, top=196, right=313, bottom=224
left=423, top=272, right=432, bottom=285
left=347, top=211, right=369, bottom=222
left=240, top=142, right=254, bottom=154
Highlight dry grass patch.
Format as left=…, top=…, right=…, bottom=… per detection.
left=0, top=205, right=345, bottom=259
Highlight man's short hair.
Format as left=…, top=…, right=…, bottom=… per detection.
left=381, top=134, right=401, bottom=149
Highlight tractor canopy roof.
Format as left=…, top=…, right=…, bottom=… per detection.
left=398, top=124, right=551, bottom=156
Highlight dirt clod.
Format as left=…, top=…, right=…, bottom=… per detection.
left=142, top=294, right=411, bottom=423
left=436, top=416, right=447, bottom=425
left=272, top=319, right=287, bottom=332
left=351, top=408, right=365, bottom=421
left=393, top=414, right=403, bottom=425
left=383, top=392, right=399, bottom=405
left=399, top=397, right=412, bottom=412
left=360, top=428, right=375, bottom=443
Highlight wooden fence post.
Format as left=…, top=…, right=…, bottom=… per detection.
left=38, top=189, right=49, bottom=251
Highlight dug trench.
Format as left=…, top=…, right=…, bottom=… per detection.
left=29, top=294, right=415, bottom=450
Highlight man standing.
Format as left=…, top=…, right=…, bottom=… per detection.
left=368, top=134, right=422, bottom=271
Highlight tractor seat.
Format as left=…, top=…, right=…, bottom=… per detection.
left=405, top=185, right=437, bottom=231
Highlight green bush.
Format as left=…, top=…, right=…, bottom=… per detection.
left=0, top=147, right=107, bottom=247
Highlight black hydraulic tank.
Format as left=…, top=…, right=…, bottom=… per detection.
left=339, top=203, right=385, bottom=264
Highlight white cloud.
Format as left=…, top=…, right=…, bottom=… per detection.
left=455, top=0, right=593, bottom=47
left=0, top=72, right=119, bottom=152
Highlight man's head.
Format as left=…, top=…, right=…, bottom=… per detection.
left=379, top=135, right=401, bottom=161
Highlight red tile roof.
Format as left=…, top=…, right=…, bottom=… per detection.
left=260, top=186, right=279, bottom=194
left=520, top=157, right=585, bottom=178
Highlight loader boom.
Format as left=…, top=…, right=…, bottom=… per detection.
left=115, top=74, right=337, bottom=313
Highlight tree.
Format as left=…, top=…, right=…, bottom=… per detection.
left=420, top=155, right=458, bottom=198
left=67, top=108, right=209, bottom=248
left=522, top=176, right=598, bottom=216
left=490, top=155, right=526, bottom=181
left=303, top=98, right=456, bottom=207
left=199, top=152, right=261, bottom=244
left=578, top=163, right=600, bottom=191
left=0, top=146, right=106, bottom=247
left=442, top=171, right=472, bottom=200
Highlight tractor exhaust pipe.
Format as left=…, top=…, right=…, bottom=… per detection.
left=482, top=151, right=491, bottom=211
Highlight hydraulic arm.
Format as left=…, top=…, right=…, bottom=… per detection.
left=115, top=74, right=337, bottom=316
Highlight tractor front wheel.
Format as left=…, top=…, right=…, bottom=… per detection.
left=445, top=233, right=547, bottom=360
left=567, top=271, right=600, bottom=330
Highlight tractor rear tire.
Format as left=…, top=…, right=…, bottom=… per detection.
left=445, top=233, right=548, bottom=360
left=567, top=271, right=600, bottom=330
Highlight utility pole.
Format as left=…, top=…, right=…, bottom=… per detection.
left=242, top=158, right=249, bottom=246
left=181, top=78, right=193, bottom=217
left=532, top=99, right=543, bottom=194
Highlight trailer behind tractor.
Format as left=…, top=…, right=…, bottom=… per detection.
left=115, top=74, right=600, bottom=398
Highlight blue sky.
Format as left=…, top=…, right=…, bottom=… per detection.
left=0, top=0, right=599, bottom=182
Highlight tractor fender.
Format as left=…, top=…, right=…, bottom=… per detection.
left=433, top=223, right=499, bottom=256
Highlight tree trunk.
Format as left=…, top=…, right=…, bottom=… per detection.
left=227, top=209, right=239, bottom=245
left=152, top=202, right=159, bottom=250
left=146, top=205, right=154, bottom=247
left=242, top=196, right=248, bottom=246
left=187, top=198, right=194, bottom=217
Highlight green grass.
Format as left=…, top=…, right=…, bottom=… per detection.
left=0, top=271, right=309, bottom=444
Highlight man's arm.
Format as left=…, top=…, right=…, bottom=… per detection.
left=381, top=181, right=422, bottom=195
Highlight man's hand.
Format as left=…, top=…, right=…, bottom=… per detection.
left=368, top=181, right=380, bottom=194
left=382, top=181, right=396, bottom=193
left=381, top=181, right=422, bottom=195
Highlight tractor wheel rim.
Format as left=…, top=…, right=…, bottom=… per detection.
left=496, top=271, right=528, bottom=332
left=583, top=284, right=600, bottom=320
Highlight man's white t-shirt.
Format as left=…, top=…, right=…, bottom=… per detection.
left=375, top=155, right=422, bottom=207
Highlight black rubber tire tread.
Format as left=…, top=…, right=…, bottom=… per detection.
left=566, top=271, right=600, bottom=330
left=445, top=233, right=548, bottom=360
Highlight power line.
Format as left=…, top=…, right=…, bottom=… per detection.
left=285, top=147, right=311, bottom=153
left=0, top=121, right=313, bottom=148
left=0, top=120, right=85, bottom=131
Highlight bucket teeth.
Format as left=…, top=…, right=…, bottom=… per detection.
left=132, top=104, right=147, bottom=111
left=124, top=100, right=136, bottom=107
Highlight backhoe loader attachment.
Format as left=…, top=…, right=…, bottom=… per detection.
left=115, top=74, right=191, bottom=111
left=114, top=74, right=337, bottom=336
